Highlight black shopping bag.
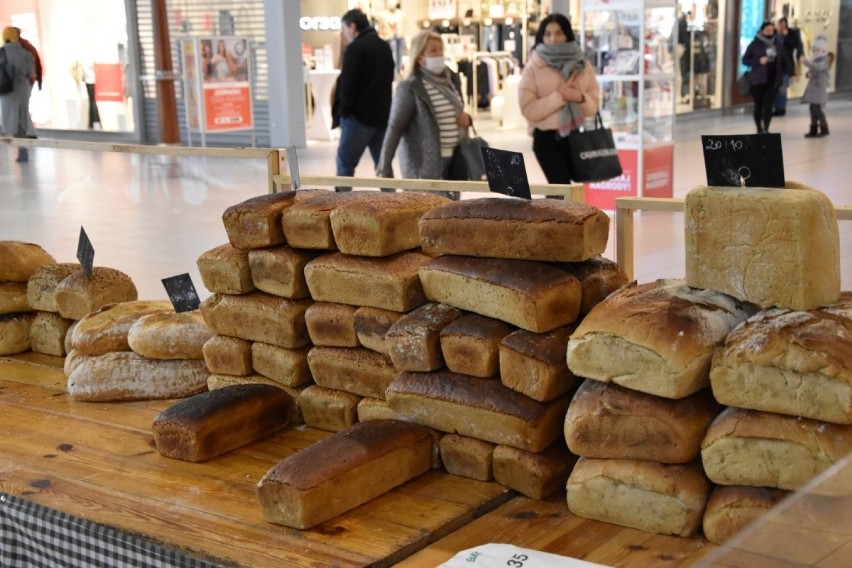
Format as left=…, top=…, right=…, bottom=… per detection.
left=568, top=113, right=622, bottom=183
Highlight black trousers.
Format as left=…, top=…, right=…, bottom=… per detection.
left=86, top=83, right=101, bottom=128
left=533, top=128, right=573, bottom=185
left=750, top=83, right=778, bottom=132
left=809, top=103, right=826, bottom=123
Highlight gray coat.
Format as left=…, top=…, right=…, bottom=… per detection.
left=376, top=70, right=463, bottom=180
left=801, top=56, right=830, bottom=106
left=0, top=42, right=34, bottom=137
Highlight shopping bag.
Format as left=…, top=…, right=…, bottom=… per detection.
left=737, top=71, right=752, bottom=98
left=567, top=113, right=622, bottom=183
left=458, top=126, right=489, bottom=181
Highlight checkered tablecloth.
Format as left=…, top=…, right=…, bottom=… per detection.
left=0, top=493, right=225, bottom=567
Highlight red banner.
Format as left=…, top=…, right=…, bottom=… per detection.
left=583, top=145, right=673, bottom=210
left=94, top=63, right=124, bottom=102
left=203, top=85, right=252, bottom=131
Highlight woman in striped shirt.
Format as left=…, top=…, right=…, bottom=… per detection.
left=376, top=30, right=473, bottom=199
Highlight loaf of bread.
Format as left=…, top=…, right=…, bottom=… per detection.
left=0, top=241, right=55, bottom=281
left=386, top=370, right=569, bottom=452
left=710, top=295, right=852, bottom=424
left=702, top=485, right=789, bottom=545
left=222, top=190, right=325, bottom=250
left=565, top=380, right=721, bottom=464
left=566, top=457, right=710, bottom=537
left=419, top=256, right=581, bottom=333
left=557, top=256, right=629, bottom=315
left=305, top=302, right=360, bottom=347
left=0, top=313, right=34, bottom=355
left=26, top=263, right=80, bottom=312
left=353, top=307, right=403, bottom=355
left=305, top=252, right=429, bottom=312
left=64, top=349, right=85, bottom=377
left=251, top=342, right=312, bottom=387
left=307, top=346, right=396, bottom=399
left=357, top=397, right=402, bottom=422
left=55, top=267, right=139, bottom=321
left=298, top=384, right=361, bottom=432
left=281, top=191, right=377, bottom=250
left=419, top=198, right=609, bottom=262
left=257, top=419, right=434, bottom=529
left=29, top=312, right=73, bottom=356
left=153, top=384, right=292, bottom=462
left=127, top=310, right=213, bottom=360
left=70, top=300, right=173, bottom=355
left=685, top=183, right=840, bottom=310
left=67, top=351, right=208, bottom=401
left=0, top=282, right=29, bottom=314
left=200, top=292, right=311, bottom=349
left=439, top=314, right=513, bottom=378
left=330, top=192, right=450, bottom=256
left=499, top=327, right=577, bottom=402
left=492, top=442, right=578, bottom=500
left=202, top=335, right=253, bottom=376
left=700, top=407, right=852, bottom=490
left=567, top=279, right=754, bottom=399
left=385, top=303, right=462, bottom=372
left=196, top=243, right=255, bottom=294
left=439, top=434, right=495, bottom=481
left=248, top=246, right=317, bottom=299
left=206, top=373, right=306, bottom=426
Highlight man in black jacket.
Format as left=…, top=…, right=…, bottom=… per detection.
left=335, top=9, right=394, bottom=191
left=773, top=16, right=804, bottom=116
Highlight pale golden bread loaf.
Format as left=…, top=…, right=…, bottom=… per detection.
left=439, top=434, right=495, bottom=481
left=492, top=442, right=578, bottom=500
left=256, top=419, right=434, bottom=529
left=250, top=342, right=312, bottom=387
left=127, top=310, right=213, bottom=360
left=153, top=384, right=292, bottom=462
left=566, top=457, right=711, bottom=537
left=557, top=256, right=629, bottom=314
left=29, top=312, right=73, bottom=356
left=353, top=307, right=403, bottom=355
left=439, top=314, right=513, bottom=378
left=298, top=384, right=361, bottom=432
left=499, top=326, right=577, bottom=402
left=0, top=241, right=55, bottom=281
left=702, top=485, right=789, bottom=545
left=0, top=313, right=34, bottom=355
left=200, top=292, right=311, bottom=349
left=202, top=335, right=253, bottom=376
left=418, top=198, right=610, bottom=262
left=385, top=303, right=462, bottom=372
left=305, top=252, right=429, bottom=312
left=281, top=191, right=377, bottom=250
left=248, top=246, right=317, bottom=299
left=710, top=294, right=852, bottom=424
left=307, top=346, right=396, bottom=399
left=564, top=380, right=721, bottom=463
left=71, top=300, right=174, bottom=355
left=196, top=243, right=255, bottom=294
left=304, top=302, right=360, bottom=347
left=26, top=263, right=80, bottom=313
left=222, top=190, right=326, bottom=250
left=567, top=278, right=754, bottom=399
left=0, top=282, right=29, bottom=314
left=55, top=267, right=139, bottom=321
left=419, top=256, right=582, bottom=333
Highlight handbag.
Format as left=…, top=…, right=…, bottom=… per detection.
left=0, top=48, right=13, bottom=95
left=567, top=112, right=622, bottom=183
left=737, top=71, right=752, bottom=98
left=457, top=125, right=489, bottom=181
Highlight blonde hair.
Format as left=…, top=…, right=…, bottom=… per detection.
left=406, top=30, right=441, bottom=77
left=2, top=27, right=18, bottom=43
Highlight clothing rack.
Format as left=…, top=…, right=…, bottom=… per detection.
left=469, top=51, right=517, bottom=118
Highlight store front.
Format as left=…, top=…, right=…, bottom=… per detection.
left=675, top=0, right=726, bottom=113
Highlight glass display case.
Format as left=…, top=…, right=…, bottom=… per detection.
left=581, top=0, right=677, bottom=209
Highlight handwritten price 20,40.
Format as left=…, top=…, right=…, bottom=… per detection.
left=704, top=139, right=744, bottom=151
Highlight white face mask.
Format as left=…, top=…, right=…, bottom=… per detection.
left=422, top=55, right=446, bottom=74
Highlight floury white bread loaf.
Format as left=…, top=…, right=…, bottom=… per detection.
left=418, top=198, right=610, bottom=262
left=700, top=407, right=852, bottom=490
left=329, top=192, right=451, bottom=257
left=127, top=311, right=213, bottom=360
left=419, top=256, right=581, bottom=333
left=256, top=419, right=434, bottom=529
left=29, top=312, right=73, bottom=356
left=685, top=182, right=840, bottom=310
left=153, top=384, right=292, bottom=462
left=385, top=303, right=462, bottom=372
left=67, top=351, right=208, bottom=401
left=222, top=190, right=326, bottom=250
left=702, top=485, right=789, bottom=545
left=567, top=279, right=754, bottom=399
left=0, top=314, right=34, bottom=355
left=71, top=301, right=174, bottom=355
left=200, top=292, right=311, bottom=349
left=55, top=267, right=139, bottom=321
left=281, top=191, right=377, bottom=250
left=248, top=246, right=317, bottom=299
left=0, top=282, right=29, bottom=314
left=566, top=457, right=710, bottom=537
left=196, top=243, right=254, bottom=294
left=26, top=263, right=81, bottom=313
left=0, top=241, right=55, bottom=282
left=304, top=252, right=430, bottom=312
left=710, top=293, right=852, bottom=424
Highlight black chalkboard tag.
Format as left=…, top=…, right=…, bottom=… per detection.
left=701, top=133, right=785, bottom=188
left=76, top=226, right=95, bottom=281
left=162, top=273, right=201, bottom=313
left=481, top=146, right=532, bottom=199
left=285, top=145, right=301, bottom=190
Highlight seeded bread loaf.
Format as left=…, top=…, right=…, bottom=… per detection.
left=29, top=312, right=74, bottom=356
left=26, top=263, right=81, bottom=313
left=55, top=267, right=139, bottom=321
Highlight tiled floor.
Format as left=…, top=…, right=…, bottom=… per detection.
left=1, top=98, right=850, bottom=301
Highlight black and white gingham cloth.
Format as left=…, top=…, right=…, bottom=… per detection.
left=0, top=493, right=226, bottom=567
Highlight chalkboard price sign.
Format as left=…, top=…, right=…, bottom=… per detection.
left=701, top=133, right=785, bottom=188
left=162, top=273, right=201, bottom=313
left=285, top=144, right=301, bottom=190
left=481, top=146, right=532, bottom=199
left=76, top=226, right=95, bottom=281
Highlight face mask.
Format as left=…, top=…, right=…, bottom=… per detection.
left=422, top=55, right=446, bottom=74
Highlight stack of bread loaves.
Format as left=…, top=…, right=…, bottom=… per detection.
left=565, top=278, right=753, bottom=536
left=381, top=197, right=625, bottom=500
left=0, top=241, right=56, bottom=356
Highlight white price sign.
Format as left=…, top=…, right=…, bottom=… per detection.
left=438, top=544, right=610, bottom=568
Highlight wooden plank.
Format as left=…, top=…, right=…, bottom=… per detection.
left=0, top=136, right=271, bottom=159
left=397, top=494, right=717, bottom=568
left=0, top=357, right=67, bottom=390
left=616, top=206, right=635, bottom=282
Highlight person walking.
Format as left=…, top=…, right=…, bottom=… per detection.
left=742, top=21, right=793, bottom=134
left=1, top=26, right=35, bottom=162
left=518, top=14, right=599, bottom=185
left=13, top=27, right=40, bottom=138
left=800, top=35, right=833, bottom=138
left=773, top=17, right=804, bottom=116
left=376, top=30, right=472, bottom=200
left=335, top=8, right=394, bottom=192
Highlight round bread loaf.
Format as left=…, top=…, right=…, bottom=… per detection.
left=128, top=310, right=213, bottom=360
left=0, top=241, right=55, bottom=282
left=72, top=300, right=174, bottom=355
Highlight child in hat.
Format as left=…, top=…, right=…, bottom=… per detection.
left=800, top=35, right=833, bottom=138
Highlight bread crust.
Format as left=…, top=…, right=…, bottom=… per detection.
left=128, top=310, right=213, bottom=360
left=0, top=282, right=29, bottom=314
left=55, top=267, right=139, bottom=321
left=0, top=313, right=34, bottom=355
left=353, top=307, right=404, bottom=355
left=196, top=243, right=255, bottom=294
left=26, top=263, right=81, bottom=313
left=702, top=485, right=789, bottom=545
left=281, top=191, right=376, bottom=250
left=247, top=245, right=317, bottom=299
left=500, top=326, right=577, bottom=402
left=305, top=302, right=360, bottom=347
left=30, top=312, right=73, bottom=356
left=440, top=313, right=513, bottom=378
left=72, top=300, right=174, bottom=355
left=222, top=190, right=326, bottom=250
left=200, top=292, right=311, bottom=349
left=307, top=346, right=396, bottom=399
left=385, top=303, right=462, bottom=372
left=0, top=241, right=55, bottom=281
